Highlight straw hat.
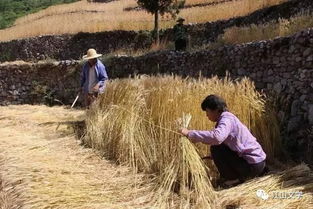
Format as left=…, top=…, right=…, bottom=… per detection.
left=83, top=48, right=102, bottom=60
left=177, top=17, right=185, bottom=23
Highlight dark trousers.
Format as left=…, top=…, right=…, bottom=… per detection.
left=84, top=92, right=98, bottom=107
left=175, top=39, right=187, bottom=51
left=210, top=144, right=266, bottom=182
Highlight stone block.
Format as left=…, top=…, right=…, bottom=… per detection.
left=287, top=116, right=302, bottom=133
left=308, top=104, right=313, bottom=125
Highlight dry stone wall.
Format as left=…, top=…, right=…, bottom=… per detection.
left=0, top=31, right=152, bottom=62
left=0, top=60, right=81, bottom=106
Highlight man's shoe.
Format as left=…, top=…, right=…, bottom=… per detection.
left=216, top=178, right=241, bottom=189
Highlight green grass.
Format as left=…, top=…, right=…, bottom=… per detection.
left=0, top=0, right=79, bottom=29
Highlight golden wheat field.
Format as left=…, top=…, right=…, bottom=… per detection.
left=0, top=0, right=287, bottom=42
left=83, top=75, right=313, bottom=208
left=221, top=11, right=313, bottom=44
left=0, top=76, right=312, bottom=208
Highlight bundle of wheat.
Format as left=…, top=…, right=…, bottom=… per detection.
left=218, top=164, right=313, bottom=208
left=84, top=75, right=282, bottom=207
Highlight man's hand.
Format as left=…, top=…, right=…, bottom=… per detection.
left=180, top=128, right=190, bottom=137
left=92, top=84, right=100, bottom=92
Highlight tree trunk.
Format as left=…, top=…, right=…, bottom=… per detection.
left=154, top=10, right=159, bottom=46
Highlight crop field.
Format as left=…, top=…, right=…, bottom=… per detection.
left=0, top=0, right=287, bottom=42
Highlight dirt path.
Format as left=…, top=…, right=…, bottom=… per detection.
left=0, top=105, right=155, bottom=209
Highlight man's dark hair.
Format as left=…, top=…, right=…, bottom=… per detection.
left=201, top=94, right=228, bottom=112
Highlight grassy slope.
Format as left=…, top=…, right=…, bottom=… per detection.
left=0, top=0, right=287, bottom=42
left=0, top=0, right=79, bottom=29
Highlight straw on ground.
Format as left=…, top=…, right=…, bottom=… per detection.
left=0, top=105, right=157, bottom=208
left=0, top=96, right=312, bottom=208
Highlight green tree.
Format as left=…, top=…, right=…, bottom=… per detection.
left=137, top=0, right=185, bottom=45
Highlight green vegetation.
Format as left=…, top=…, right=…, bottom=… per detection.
left=0, top=0, right=79, bottom=29
left=137, top=0, right=185, bottom=44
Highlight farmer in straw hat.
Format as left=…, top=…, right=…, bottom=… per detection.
left=180, top=94, right=267, bottom=187
left=173, top=17, right=188, bottom=51
left=81, top=48, right=108, bottom=107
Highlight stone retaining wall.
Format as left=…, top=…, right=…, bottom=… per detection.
left=0, top=31, right=152, bottom=62
left=0, top=60, right=81, bottom=106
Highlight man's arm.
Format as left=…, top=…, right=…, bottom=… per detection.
left=80, top=64, right=86, bottom=89
left=97, top=63, right=108, bottom=87
left=187, top=117, right=232, bottom=145
left=94, top=62, right=108, bottom=93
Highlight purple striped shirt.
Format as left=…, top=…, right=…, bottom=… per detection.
left=187, top=111, right=266, bottom=164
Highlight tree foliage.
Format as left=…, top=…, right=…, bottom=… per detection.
left=137, top=0, right=184, bottom=17
left=137, top=0, right=185, bottom=44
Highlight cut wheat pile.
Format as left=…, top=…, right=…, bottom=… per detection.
left=82, top=75, right=313, bottom=208
left=0, top=105, right=157, bottom=209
